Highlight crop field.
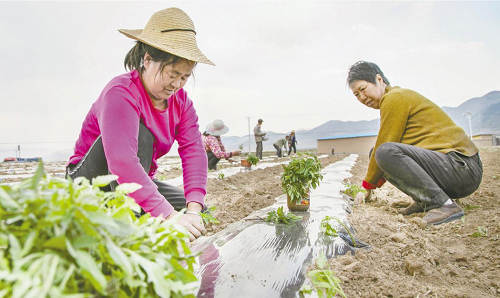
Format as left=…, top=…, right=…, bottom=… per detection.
left=1, top=148, right=499, bottom=297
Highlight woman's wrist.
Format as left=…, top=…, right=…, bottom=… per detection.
left=187, top=202, right=203, bottom=212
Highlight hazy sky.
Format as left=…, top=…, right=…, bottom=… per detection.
left=1, top=1, right=499, bottom=160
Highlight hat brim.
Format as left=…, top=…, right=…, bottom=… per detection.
left=206, top=124, right=229, bottom=136
left=119, top=29, right=215, bottom=66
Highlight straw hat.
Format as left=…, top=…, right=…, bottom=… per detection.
left=206, top=119, right=229, bottom=136
left=119, top=7, right=214, bottom=65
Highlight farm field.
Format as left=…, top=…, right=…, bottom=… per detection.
left=1, top=148, right=498, bottom=297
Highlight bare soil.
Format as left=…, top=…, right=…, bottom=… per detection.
left=203, top=154, right=347, bottom=235
left=328, top=148, right=500, bottom=298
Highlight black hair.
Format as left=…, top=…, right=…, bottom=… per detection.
left=346, top=61, right=390, bottom=86
left=124, top=41, right=197, bottom=76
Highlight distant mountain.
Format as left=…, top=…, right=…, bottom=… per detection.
left=222, top=90, right=500, bottom=153
left=442, top=91, right=500, bottom=135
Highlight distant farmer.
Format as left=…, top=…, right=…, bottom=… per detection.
left=273, top=135, right=289, bottom=157
left=347, top=61, right=483, bottom=225
left=254, top=119, right=266, bottom=159
left=288, top=130, right=298, bottom=156
left=202, top=119, right=241, bottom=170
left=66, top=8, right=214, bottom=241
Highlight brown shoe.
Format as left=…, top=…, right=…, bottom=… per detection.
left=422, top=203, right=464, bottom=225
left=398, top=201, right=424, bottom=215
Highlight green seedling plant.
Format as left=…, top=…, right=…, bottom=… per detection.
left=238, top=144, right=244, bottom=151
left=200, top=206, right=220, bottom=225
left=300, top=251, right=346, bottom=298
left=281, top=153, right=323, bottom=204
left=342, top=181, right=366, bottom=199
left=217, top=172, right=225, bottom=180
left=265, top=206, right=302, bottom=224
left=469, top=226, right=488, bottom=237
left=0, top=162, right=198, bottom=298
left=246, top=154, right=260, bottom=166
left=320, top=216, right=356, bottom=247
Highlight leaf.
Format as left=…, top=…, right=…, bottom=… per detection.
left=104, top=235, right=133, bottom=278
left=0, top=187, right=20, bottom=210
left=115, top=183, right=142, bottom=194
left=9, top=234, right=21, bottom=262
left=20, top=231, right=38, bottom=258
left=65, top=239, right=107, bottom=294
left=31, top=161, right=45, bottom=189
left=316, top=251, right=327, bottom=269
left=91, top=175, right=118, bottom=187
left=130, top=251, right=172, bottom=298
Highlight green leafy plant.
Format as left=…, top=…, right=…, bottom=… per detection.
left=238, top=144, right=244, bottom=151
left=200, top=206, right=220, bottom=225
left=469, top=226, right=488, bottom=237
left=0, top=162, right=198, bottom=297
left=246, top=154, right=259, bottom=166
left=265, top=206, right=302, bottom=224
left=217, top=172, right=225, bottom=180
left=342, top=181, right=366, bottom=199
left=281, top=153, right=323, bottom=204
left=320, top=216, right=356, bottom=247
left=300, top=252, right=346, bottom=298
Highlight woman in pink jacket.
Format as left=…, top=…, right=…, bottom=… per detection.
left=66, top=8, right=213, bottom=241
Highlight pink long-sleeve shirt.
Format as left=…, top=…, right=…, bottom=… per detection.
left=68, top=70, right=207, bottom=217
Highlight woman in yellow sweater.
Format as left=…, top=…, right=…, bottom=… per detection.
left=347, top=61, right=483, bottom=225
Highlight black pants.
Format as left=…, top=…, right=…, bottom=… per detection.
left=273, top=144, right=282, bottom=157
left=256, top=141, right=263, bottom=159
left=288, top=143, right=296, bottom=155
left=66, top=123, right=186, bottom=212
left=375, top=142, right=483, bottom=211
left=207, top=151, right=220, bottom=170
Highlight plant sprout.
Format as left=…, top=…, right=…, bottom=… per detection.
left=320, top=216, right=356, bottom=247
left=342, top=181, right=366, bottom=199
left=300, top=251, right=346, bottom=298
left=265, top=206, right=302, bottom=224
left=200, top=206, right=220, bottom=225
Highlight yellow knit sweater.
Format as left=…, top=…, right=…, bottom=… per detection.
left=365, top=86, right=479, bottom=185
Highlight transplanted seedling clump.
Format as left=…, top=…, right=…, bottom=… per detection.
left=320, top=216, right=356, bottom=247
left=265, top=206, right=302, bottom=224
left=300, top=251, right=346, bottom=298
left=0, top=162, right=198, bottom=297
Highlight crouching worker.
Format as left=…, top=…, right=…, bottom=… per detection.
left=66, top=8, right=214, bottom=241
left=347, top=61, right=483, bottom=225
left=273, top=135, right=289, bottom=157
left=202, top=119, right=241, bottom=170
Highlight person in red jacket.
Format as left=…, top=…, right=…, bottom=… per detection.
left=202, top=119, right=241, bottom=170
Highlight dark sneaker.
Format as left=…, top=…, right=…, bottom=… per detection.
left=422, top=203, right=464, bottom=225
left=397, top=201, right=424, bottom=215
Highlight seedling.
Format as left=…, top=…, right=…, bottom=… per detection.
left=320, top=216, right=356, bottom=247
left=218, top=172, right=225, bottom=180
left=200, top=206, right=220, bottom=225
left=281, top=153, right=323, bottom=204
left=238, top=144, right=244, bottom=151
left=0, top=162, right=197, bottom=297
left=265, top=206, right=302, bottom=224
left=469, top=226, right=488, bottom=237
left=246, top=154, right=260, bottom=166
left=342, top=181, right=366, bottom=199
left=300, top=252, right=346, bottom=298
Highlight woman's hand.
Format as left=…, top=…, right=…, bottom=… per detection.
left=167, top=202, right=206, bottom=241
left=355, top=189, right=372, bottom=204
left=232, top=150, right=242, bottom=156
